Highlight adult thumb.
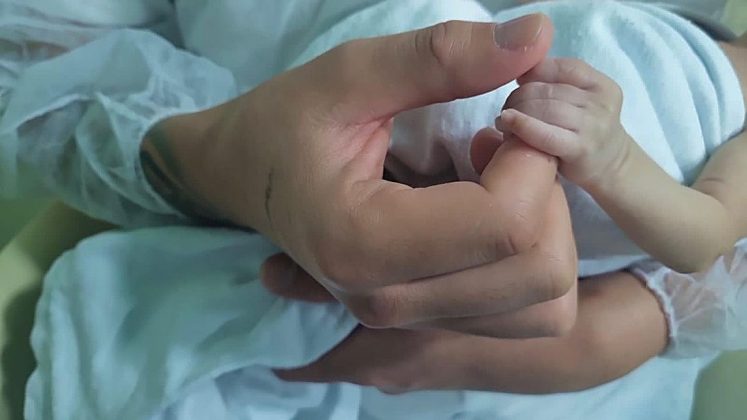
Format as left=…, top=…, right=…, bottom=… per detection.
left=302, top=14, right=553, bottom=124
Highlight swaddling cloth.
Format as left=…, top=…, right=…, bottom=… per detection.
left=25, top=1, right=745, bottom=419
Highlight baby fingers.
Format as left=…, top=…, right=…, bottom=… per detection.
left=499, top=99, right=586, bottom=132
left=500, top=108, right=579, bottom=158
left=519, top=58, right=619, bottom=98
left=505, top=81, right=590, bottom=109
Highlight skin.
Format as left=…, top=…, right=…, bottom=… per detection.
left=139, top=18, right=743, bottom=395
left=4, top=4, right=738, bottom=402
left=268, top=130, right=667, bottom=393
left=266, top=36, right=747, bottom=396
left=269, top=254, right=667, bottom=394
left=140, top=16, right=586, bottom=336
left=500, top=38, right=747, bottom=274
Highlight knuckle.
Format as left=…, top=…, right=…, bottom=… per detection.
left=553, top=231, right=579, bottom=271
left=526, top=234, right=577, bottom=303
left=542, top=287, right=578, bottom=337
left=539, top=82, right=555, bottom=99
left=542, top=252, right=577, bottom=300
left=560, top=58, right=589, bottom=77
left=317, top=250, right=380, bottom=293
left=424, top=21, right=461, bottom=68
left=315, top=244, right=358, bottom=289
left=416, top=21, right=471, bottom=95
left=315, top=198, right=385, bottom=292
left=561, top=58, right=606, bottom=93
left=315, top=247, right=372, bottom=294
left=543, top=302, right=577, bottom=337
left=596, top=82, right=622, bottom=113
left=499, top=202, right=541, bottom=255
left=350, top=291, right=403, bottom=329
left=556, top=294, right=578, bottom=335
left=537, top=100, right=556, bottom=121
left=347, top=205, right=388, bottom=279
left=540, top=126, right=561, bottom=147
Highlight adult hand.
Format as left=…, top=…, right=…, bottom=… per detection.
left=270, top=270, right=666, bottom=395
left=142, top=16, right=574, bottom=334
left=263, top=175, right=578, bottom=339
left=262, top=120, right=578, bottom=338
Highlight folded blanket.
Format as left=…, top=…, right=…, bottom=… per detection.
left=26, top=0, right=744, bottom=419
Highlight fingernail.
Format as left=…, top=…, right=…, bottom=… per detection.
left=501, top=109, right=516, bottom=123
left=494, top=14, right=544, bottom=51
left=495, top=115, right=504, bottom=132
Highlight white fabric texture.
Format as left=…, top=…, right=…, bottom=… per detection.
left=0, top=2, right=236, bottom=226
left=18, top=0, right=745, bottom=419
left=26, top=226, right=711, bottom=420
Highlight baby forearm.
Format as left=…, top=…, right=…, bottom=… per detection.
left=587, top=139, right=737, bottom=273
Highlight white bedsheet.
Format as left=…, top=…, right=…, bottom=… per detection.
left=27, top=227, right=712, bottom=419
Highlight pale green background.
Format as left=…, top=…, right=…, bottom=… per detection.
left=0, top=200, right=48, bottom=248
left=725, top=0, right=747, bottom=34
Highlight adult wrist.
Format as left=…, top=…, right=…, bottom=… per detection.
left=139, top=99, right=268, bottom=231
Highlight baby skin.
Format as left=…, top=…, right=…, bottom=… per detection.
left=496, top=34, right=747, bottom=274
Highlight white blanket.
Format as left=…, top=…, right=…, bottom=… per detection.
left=25, top=0, right=744, bottom=419
left=27, top=227, right=710, bottom=420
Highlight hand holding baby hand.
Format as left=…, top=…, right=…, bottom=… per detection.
left=500, top=58, right=632, bottom=189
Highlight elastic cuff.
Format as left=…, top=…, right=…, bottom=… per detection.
left=630, top=265, right=679, bottom=357
left=135, top=110, right=197, bottom=221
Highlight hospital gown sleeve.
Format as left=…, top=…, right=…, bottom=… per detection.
left=0, top=1, right=239, bottom=227
left=631, top=239, right=747, bottom=358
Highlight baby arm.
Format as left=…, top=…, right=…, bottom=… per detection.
left=460, top=270, right=667, bottom=393
left=500, top=58, right=745, bottom=273
left=276, top=269, right=667, bottom=394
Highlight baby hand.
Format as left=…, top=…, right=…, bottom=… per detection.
left=499, top=58, right=632, bottom=190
